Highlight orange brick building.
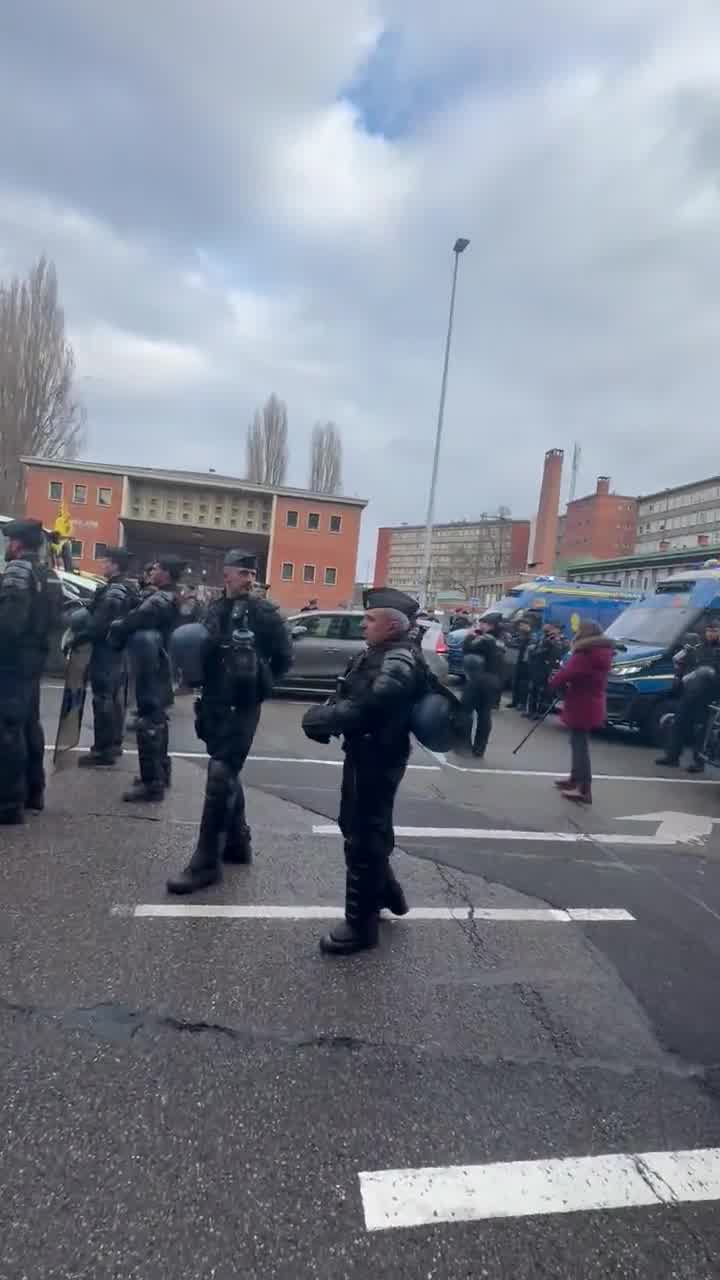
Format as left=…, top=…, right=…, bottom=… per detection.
left=22, top=457, right=366, bottom=610
left=558, top=476, right=637, bottom=564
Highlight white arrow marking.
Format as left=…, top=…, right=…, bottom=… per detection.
left=618, top=811, right=720, bottom=845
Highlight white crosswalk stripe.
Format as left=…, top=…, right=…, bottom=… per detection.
left=359, top=1147, right=720, bottom=1231
left=113, top=904, right=635, bottom=922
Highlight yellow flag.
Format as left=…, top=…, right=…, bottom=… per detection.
left=53, top=504, right=72, bottom=540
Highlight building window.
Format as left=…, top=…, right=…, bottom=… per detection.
left=329, top=514, right=342, bottom=533
left=281, top=562, right=294, bottom=581
left=72, top=483, right=87, bottom=504
left=286, top=510, right=299, bottom=528
left=49, top=480, right=63, bottom=501
left=94, top=542, right=108, bottom=560
left=307, top=511, right=320, bottom=531
left=324, top=566, right=337, bottom=586
left=70, top=539, right=83, bottom=557
left=199, top=503, right=208, bottom=513
left=97, top=487, right=112, bottom=507
left=303, top=564, right=316, bottom=583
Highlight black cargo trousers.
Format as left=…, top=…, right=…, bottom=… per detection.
left=0, top=676, right=44, bottom=818
left=338, top=736, right=407, bottom=928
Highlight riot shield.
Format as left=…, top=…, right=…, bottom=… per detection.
left=53, top=641, right=92, bottom=767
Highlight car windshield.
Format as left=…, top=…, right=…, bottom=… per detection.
left=605, top=603, right=697, bottom=647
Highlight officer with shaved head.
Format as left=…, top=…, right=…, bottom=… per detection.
left=303, top=587, right=425, bottom=955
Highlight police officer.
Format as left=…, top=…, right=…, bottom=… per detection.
left=461, top=613, right=506, bottom=757
left=656, top=618, right=720, bottom=773
left=76, top=546, right=137, bottom=768
left=108, top=555, right=183, bottom=802
left=167, top=550, right=292, bottom=894
left=0, top=518, right=60, bottom=822
left=302, top=596, right=425, bottom=955
left=525, top=623, right=565, bottom=718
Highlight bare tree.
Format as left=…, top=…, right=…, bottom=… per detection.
left=309, top=421, right=342, bottom=494
left=439, top=509, right=512, bottom=597
left=0, top=256, right=85, bottom=514
left=245, top=393, right=288, bottom=485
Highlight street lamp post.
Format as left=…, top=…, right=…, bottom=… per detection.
left=417, top=237, right=470, bottom=609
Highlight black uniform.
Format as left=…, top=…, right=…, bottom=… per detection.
left=167, top=588, right=292, bottom=893
left=0, top=521, right=59, bottom=821
left=77, top=573, right=137, bottom=765
left=109, top=584, right=180, bottom=799
left=526, top=631, right=565, bottom=717
left=660, top=637, right=720, bottom=771
left=303, top=635, right=425, bottom=951
left=461, top=628, right=506, bottom=756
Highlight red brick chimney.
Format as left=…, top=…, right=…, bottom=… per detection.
left=532, top=448, right=564, bottom=573
left=596, top=476, right=610, bottom=496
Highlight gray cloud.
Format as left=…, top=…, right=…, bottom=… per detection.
left=2, top=1, right=720, bottom=567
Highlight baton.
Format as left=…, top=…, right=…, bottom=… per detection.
left=512, top=697, right=560, bottom=755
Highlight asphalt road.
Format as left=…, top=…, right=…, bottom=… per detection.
left=3, top=686, right=720, bottom=1276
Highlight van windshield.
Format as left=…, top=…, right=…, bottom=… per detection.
left=605, top=601, right=697, bottom=647
left=485, top=593, right=528, bottom=620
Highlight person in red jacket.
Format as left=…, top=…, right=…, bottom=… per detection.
left=548, top=621, right=614, bottom=805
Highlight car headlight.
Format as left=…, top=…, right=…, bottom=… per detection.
left=612, top=662, right=652, bottom=677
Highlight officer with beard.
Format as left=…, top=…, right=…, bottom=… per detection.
left=302, top=597, right=424, bottom=955
left=0, top=518, right=60, bottom=822
left=76, top=547, right=137, bottom=768
left=656, top=617, right=720, bottom=773
left=167, top=550, right=292, bottom=894
left=108, top=555, right=183, bottom=801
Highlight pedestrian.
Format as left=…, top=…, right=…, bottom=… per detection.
left=549, top=620, right=614, bottom=805
left=108, top=556, right=184, bottom=802
left=0, top=518, right=61, bottom=823
left=76, top=547, right=137, bottom=769
left=302, top=599, right=425, bottom=954
left=461, top=613, right=506, bottom=758
left=300, top=597, right=319, bottom=612
left=166, top=549, right=292, bottom=894
left=656, top=617, right=720, bottom=774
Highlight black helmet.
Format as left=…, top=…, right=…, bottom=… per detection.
left=170, top=622, right=210, bottom=687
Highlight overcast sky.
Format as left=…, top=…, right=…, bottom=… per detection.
left=2, top=1, right=720, bottom=573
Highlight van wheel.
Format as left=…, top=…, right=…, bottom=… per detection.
left=642, top=700, right=679, bottom=748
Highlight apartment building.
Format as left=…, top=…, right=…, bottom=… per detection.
left=373, top=517, right=530, bottom=602
left=22, top=457, right=366, bottom=610
left=635, top=477, right=720, bottom=557
left=558, top=476, right=637, bottom=563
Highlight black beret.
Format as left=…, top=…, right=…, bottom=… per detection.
left=224, top=549, right=257, bottom=570
left=3, top=518, right=44, bottom=550
left=104, top=546, right=131, bottom=570
left=156, top=555, right=185, bottom=581
left=363, top=586, right=419, bottom=619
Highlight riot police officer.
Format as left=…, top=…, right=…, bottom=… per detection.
left=166, top=550, right=292, bottom=894
left=461, top=613, right=506, bottom=757
left=76, top=546, right=137, bottom=768
left=656, top=617, right=720, bottom=773
left=302, top=598, right=425, bottom=955
left=0, top=518, right=60, bottom=822
left=108, top=555, right=183, bottom=801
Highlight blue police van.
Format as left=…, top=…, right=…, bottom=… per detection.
left=604, top=565, right=720, bottom=742
left=446, top=577, right=636, bottom=679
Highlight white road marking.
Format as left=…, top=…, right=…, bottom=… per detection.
left=117, top=904, right=634, bottom=922
left=428, top=752, right=718, bottom=784
left=43, top=747, right=439, bottom=770
left=619, top=811, right=720, bottom=844
left=358, top=1147, right=720, bottom=1231
left=312, top=822, right=703, bottom=847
